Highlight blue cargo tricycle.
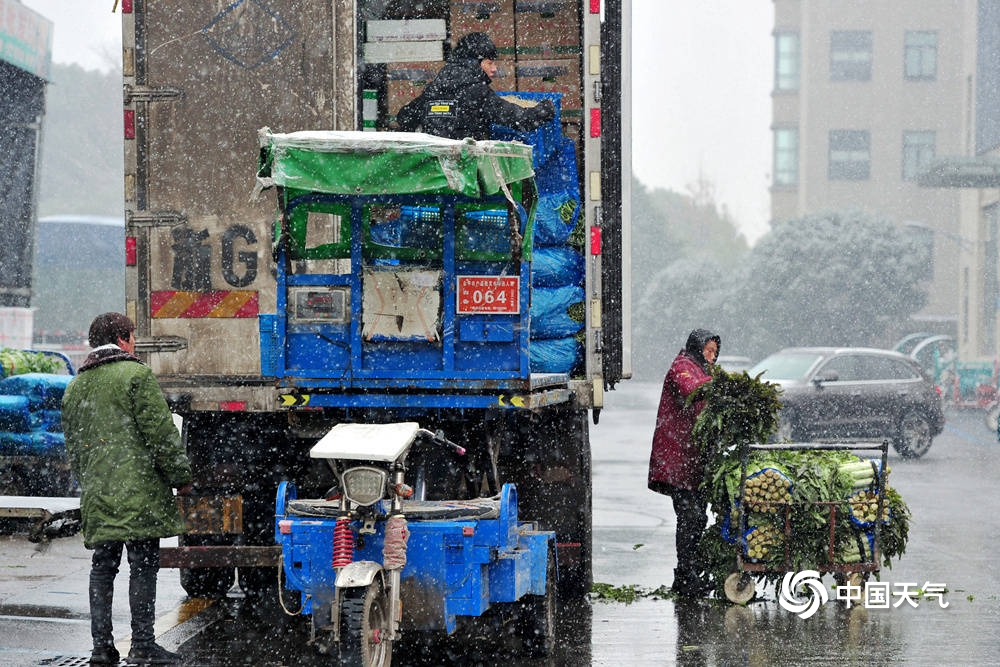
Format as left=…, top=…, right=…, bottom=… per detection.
left=274, top=422, right=556, bottom=666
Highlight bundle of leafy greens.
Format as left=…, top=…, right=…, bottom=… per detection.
left=689, top=364, right=782, bottom=471
left=689, top=366, right=910, bottom=593
left=0, top=348, right=63, bottom=377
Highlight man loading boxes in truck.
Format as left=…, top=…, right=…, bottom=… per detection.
left=397, top=32, right=555, bottom=140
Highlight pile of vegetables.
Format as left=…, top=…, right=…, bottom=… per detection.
left=690, top=366, right=911, bottom=590
left=0, top=348, right=63, bottom=377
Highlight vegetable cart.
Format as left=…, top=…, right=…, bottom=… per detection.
left=722, top=440, right=890, bottom=604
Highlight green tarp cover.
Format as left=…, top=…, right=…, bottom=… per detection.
left=256, top=129, right=535, bottom=198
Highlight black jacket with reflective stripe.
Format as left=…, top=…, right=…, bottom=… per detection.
left=398, top=58, right=551, bottom=141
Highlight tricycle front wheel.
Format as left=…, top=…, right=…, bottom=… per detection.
left=338, top=580, right=392, bottom=667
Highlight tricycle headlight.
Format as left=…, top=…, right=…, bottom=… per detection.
left=341, top=467, right=388, bottom=507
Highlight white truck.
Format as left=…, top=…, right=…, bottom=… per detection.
left=121, top=0, right=631, bottom=601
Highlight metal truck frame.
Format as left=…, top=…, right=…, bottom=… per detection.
left=121, top=0, right=631, bottom=601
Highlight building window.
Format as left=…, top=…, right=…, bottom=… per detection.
left=829, top=130, right=871, bottom=180
left=830, top=30, right=872, bottom=81
left=903, top=223, right=935, bottom=280
left=774, top=31, right=800, bottom=91
left=902, top=131, right=936, bottom=180
left=773, top=127, right=799, bottom=186
left=904, top=30, right=937, bottom=80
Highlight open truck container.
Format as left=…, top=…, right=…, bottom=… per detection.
left=121, top=0, right=630, bottom=601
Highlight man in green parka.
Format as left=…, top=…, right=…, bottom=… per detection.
left=62, top=312, right=192, bottom=666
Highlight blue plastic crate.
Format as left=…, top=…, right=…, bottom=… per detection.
left=460, top=209, right=510, bottom=255
left=492, top=92, right=563, bottom=169
left=369, top=205, right=442, bottom=248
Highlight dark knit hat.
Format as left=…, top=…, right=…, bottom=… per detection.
left=453, top=32, right=498, bottom=61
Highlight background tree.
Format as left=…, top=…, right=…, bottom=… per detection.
left=630, top=179, right=748, bottom=380
left=729, top=210, right=928, bottom=360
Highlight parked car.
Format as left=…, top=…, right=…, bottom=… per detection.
left=749, top=347, right=945, bottom=458
left=717, top=355, right=753, bottom=373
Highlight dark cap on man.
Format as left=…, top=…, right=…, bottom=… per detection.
left=454, top=32, right=498, bottom=61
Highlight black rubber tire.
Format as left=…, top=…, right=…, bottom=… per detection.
left=178, top=534, right=236, bottom=599
left=893, top=409, right=933, bottom=459
left=338, top=580, right=392, bottom=667
left=515, top=546, right=557, bottom=657
left=498, top=409, right=593, bottom=601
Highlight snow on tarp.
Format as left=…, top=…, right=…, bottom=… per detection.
left=255, top=129, right=535, bottom=199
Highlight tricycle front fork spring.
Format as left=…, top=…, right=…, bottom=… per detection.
left=332, top=517, right=354, bottom=568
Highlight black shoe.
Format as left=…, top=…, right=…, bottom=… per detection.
left=90, top=645, right=121, bottom=665
left=126, top=642, right=182, bottom=665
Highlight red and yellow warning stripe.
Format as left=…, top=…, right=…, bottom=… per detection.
left=151, top=291, right=258, bottom=318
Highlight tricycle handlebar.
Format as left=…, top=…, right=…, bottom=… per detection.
left=416, top=428, right=466, bottom=456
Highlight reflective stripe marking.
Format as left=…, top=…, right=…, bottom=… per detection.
left=151, top=291, right=258, bottom=318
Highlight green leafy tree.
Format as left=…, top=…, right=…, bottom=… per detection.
left=730, top=210, right=928, bottom=359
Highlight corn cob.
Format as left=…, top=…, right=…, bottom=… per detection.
left=846, top=489, right=890, bottom=524
left=743, top=468, right=792, bottom=513
left=744, top=523, right=783, bottom=561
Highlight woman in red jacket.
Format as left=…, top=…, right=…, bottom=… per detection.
left=648, top=329, right=720, bottom=597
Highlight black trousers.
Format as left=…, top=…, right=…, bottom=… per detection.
left=89, top=538, right=160, bottom=649
left=670, top=487, right=708, bottom=585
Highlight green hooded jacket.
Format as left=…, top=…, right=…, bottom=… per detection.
left=62, top=347, right=191, bottom=547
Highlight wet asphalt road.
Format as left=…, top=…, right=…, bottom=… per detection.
left=3, top=381, right=1000, bottom=665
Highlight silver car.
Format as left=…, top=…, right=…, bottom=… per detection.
left=749, top=347, right=945, bottom=458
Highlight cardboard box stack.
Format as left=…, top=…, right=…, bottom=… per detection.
left=364, top=19, right=447, bottom=63
left=450, top=1, right=516, bottom=53
left=514, top=0, right=581, bottom=119
left=513, top=0, right=580, bottom=56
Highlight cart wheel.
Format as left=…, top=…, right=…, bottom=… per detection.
left=724, top=573, right=755, bottom=604
left=338, top=580, right=392, bottom=667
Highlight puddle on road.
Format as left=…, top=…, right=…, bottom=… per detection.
left=0, top=603, right=87, bottom=621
